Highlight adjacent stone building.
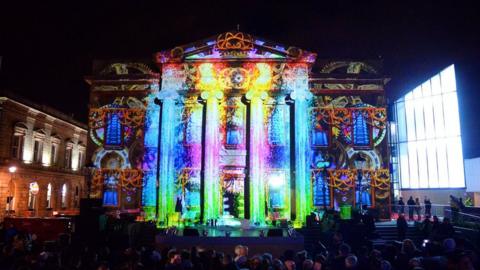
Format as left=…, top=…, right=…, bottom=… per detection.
left=0, top=92, right=87, bottom=220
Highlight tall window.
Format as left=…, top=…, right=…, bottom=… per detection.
left=61, top=184, right=67, bottom=208
left=394, top=64, right=464, bottom=188
left=106, top=113, right=122, bottom=145
left=28, top=182, right=39, bottom=210
left=78, top=151, right=84, bottom=169
left=50, top=144, right=58, bottom=165
left=46, top=183, right=52, bottom=209
left=65, top=146, right=72, bottom=169
left=11, top=134, right=24, bottom=159
left=33, top=140, right=43, bottom=163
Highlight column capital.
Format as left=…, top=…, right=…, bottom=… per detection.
left=157, top=90, right=180, bottom=100
left=245, top=89, right=268, bottom=101
left=290, top=88, right=313, bottom=101
left=200, top=90, right=223, bottom=100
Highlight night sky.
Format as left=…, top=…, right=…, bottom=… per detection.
left=1, top=1, right=479, bottom=157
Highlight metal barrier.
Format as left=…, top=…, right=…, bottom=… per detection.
left=390, top=203, right=449, bottom=219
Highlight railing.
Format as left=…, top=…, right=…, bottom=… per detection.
left=391, top=203, right=480, bottom=225
left=390, top=203, right=449, bottom=219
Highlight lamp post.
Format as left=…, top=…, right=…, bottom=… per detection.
left=354, top=155, right=367, bottom=212
left=7, top=166, right=17, bottom=216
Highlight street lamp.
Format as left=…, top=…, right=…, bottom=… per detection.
left=354, top=155, right=367, bottom=212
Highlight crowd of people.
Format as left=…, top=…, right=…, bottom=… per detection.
left=1, top=211, right=480, bottom=270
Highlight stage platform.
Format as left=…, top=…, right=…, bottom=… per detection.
left=155, top=225, right=304, bottom=257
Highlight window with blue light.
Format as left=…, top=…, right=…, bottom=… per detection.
left=106, top=113, right=122, bottom=146
left=313, top=172, right=330, bottom=207
left=353, top=111, right=370, bottom=146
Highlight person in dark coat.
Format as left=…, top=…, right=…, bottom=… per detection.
left=407, top=196, right=415, bottom=221
left=397, top=214, right=408, bottom=240
left=398, top=197, right=405, bottom=215
left=175, top=197, right=183, bottom=214
left=424, top=197, right=432, bottom=217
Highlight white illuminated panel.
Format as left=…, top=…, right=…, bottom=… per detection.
left=394, top=64, right=465, bottom=189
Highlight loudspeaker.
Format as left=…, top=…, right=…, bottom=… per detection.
left=267, top=229, right=283, bottom=237
left=183, top=228, right=200, bottom=236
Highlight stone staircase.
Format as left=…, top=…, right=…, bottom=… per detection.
left=300, top=221, right=423, bottom=255
left=372, top=221, right=422, bottom=246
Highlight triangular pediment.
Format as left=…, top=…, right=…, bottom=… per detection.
left=155, top=31, right=316, bottom=63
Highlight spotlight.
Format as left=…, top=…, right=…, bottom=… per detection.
left=269, top=175, right=284, bottom=188
left=8, top=166, right=17, bottom=173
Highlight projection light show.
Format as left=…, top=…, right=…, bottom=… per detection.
left=86, top=32, right=391, bottom=227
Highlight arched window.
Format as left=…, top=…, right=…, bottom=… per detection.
left=28, top=182, right=39, bottom=210
left=46, top=183, right=52, bottom=209
left=61, top=184, right=67, bottom=208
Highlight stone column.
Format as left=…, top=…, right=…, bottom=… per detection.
left=288, top=66, right=313, bottom=225
left=157, top=65, right=185, bottom=225
left=201, top=90, right=223, bottom=222
left=157, top=93, right=178, bottom=224
left=246, top=89, right=268, bottom=225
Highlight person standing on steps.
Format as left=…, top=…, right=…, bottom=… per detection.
left=415, top=198, right=421, bottom=221
left=424, top=197, right=432, bottom=217
left=398, top=197, right=405, bottom=216
left=407, top=196, right=415, bottom=221
left=397, top=214, right=408, bottom=240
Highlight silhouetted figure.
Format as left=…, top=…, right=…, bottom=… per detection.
left=407, top=196, right=415, bottom=220
left=414, top=198, right=421, bottom=220
left=420, top=217, right=432, bottom=239
left=424, top=197, right=432, bottom=217
left=450, top=195, right=459, bottom=223
left=439, top=217, right=455, bottom=239
left=397, top=214, right=408, bottom=240
left=175, top=197, right=183, bottom=214
left=398, top=197, right=405, bottom=215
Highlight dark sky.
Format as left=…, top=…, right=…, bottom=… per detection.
left=1, top=1, right=479, bottom=157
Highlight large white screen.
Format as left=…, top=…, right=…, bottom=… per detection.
left=394, top=64, right=465, bottom=189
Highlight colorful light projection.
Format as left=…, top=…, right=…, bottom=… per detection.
left=198, top=63, right=224, bottom=221
left=286, top=65, right=313, bottom=224
left=157, top=65, right=184, bottom=224
left=265, top=99, right=291, bottom=220
left=245, top=63, right=272, bottom=224
left=174, top=97, right=204, bottom=221
left=142, top=92, right=160, bottom=220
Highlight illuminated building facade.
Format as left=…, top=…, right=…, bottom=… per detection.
left=0, top=93, right=87, bottom=220
left=86, top=32, right=390, bottom=226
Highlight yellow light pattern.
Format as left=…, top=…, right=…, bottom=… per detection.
left=252, top=63, right=272, bottom=91
left=197, top=63, right=218, bottom=91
